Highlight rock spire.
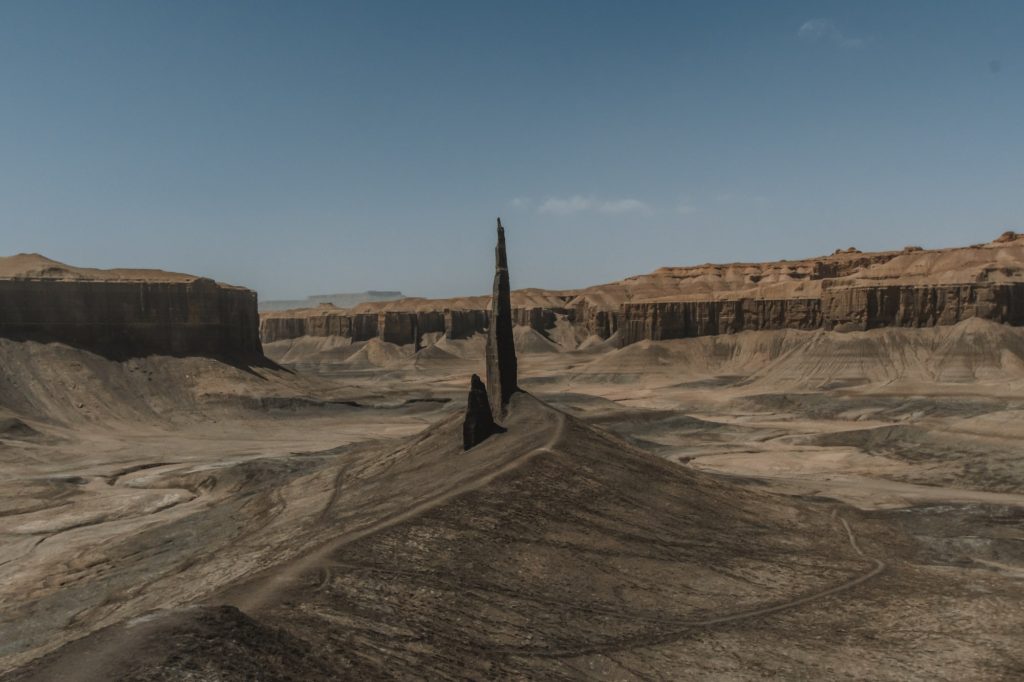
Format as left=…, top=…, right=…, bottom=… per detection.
left=485, top=218, right=518, bottom=421
left=462, top=374, right=500, bottom=450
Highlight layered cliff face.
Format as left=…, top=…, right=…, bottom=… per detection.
left=0, top=254, right=263, bottom=360
left=617, top=238, right=1024, bottom=344
left=261, top=303, right=571, bottom=346
left=261, top=233, right=1024, bottom=350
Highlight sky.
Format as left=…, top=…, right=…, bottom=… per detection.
left=1, top=1, right=1022, bottom=299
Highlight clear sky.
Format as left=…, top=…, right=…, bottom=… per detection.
left=1, top=1, right=1021, bottom=299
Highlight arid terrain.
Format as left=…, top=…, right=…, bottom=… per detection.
left=1, top=237, right=1023, bottom=680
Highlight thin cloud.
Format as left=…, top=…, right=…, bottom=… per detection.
left=798, top=18, right=865, bottom=49
left=539, top=195, right=651, bottom=216
left=539, top=195, right=594, bottom=215
left=599, top=198, right=651, bottom=214
left=508, top=197, right=533, bottom=209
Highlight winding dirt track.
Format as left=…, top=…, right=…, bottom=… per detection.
left=230, top=403, right=889, bottom=662
left=227, top=409, right=569, bottom=614
left=488, top=512, right=887, bottom=659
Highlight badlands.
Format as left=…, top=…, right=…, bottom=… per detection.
left=1, top=228, right=1023, bottom=680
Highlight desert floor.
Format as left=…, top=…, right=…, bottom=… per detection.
left=2, top=327, right=1022, bottom=680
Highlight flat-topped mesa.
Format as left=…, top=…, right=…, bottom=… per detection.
left=0, top=253, right=263, bottom=361
left=485, top=218, right=519, bottom=422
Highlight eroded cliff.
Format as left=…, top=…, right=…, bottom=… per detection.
left=260, top=232, right=1024, bottom=349
left=0, top=254, right=263, bottom=360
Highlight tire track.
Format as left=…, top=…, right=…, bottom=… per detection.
left=492, top=513, right=886, bottom=659
left=228, top=408, right=567, bottom=614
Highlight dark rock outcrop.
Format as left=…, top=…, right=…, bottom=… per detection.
left=0, top=266, right=263, bottom=361
left=620, top=298, right=824, bottom=344
left=619, top=282, right=1024, bottom=344
left=485, top=219, right=518, bottom=421
left=462, top=374, right=500, bottom=450
left=259, top=311, right=378, bottom=343
left=445, top=309, right=489, bottom=340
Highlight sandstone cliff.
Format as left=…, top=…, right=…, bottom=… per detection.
left=0, top=254, right=263, bottom=360
left=260, top=232, right=1024, bottom=350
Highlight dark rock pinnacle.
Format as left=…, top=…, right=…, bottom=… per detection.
left=485, top=217, right=519, bottom=421
left=462, top=373, right=501, bottom=450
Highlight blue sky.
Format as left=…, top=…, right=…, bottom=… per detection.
left=1, top=1, right=1021, bottom=298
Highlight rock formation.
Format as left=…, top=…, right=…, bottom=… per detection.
left=462, top=374, right=500, bottom=449
left=484, top=219, right=518, bottom=421
left=0, top=254, right=263, bottom=361
left=259, top=232, right=1024, bottom=351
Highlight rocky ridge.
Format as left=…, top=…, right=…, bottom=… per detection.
left=260, top=232, right=1024, bottom=349
left=0, top=254, right=264, bottom=360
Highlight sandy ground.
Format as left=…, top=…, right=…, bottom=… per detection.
left=2, top=325, right=1023, bottom=679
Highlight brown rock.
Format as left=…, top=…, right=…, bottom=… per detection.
left=485, top=218, right=519, bottom=421
left=257, top=234, right=1024, bottom=350
left=0, top=255, right=263, bottom=361
left=462, top=374, right=500, bottom=450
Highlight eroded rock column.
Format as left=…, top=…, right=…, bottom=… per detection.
left=485, top=218, right=519, bottom=421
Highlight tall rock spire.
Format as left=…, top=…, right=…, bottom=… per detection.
left=485, top=217, right=518, bottom=421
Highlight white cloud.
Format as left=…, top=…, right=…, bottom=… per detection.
left=539, top=195, right=651, bottom=216
left=599, top=198, right=651, bottom=214
left=798, top=18, right=865, bottom=48
left=539, top=195, right=594, bottom=215
left=508, top=197, right=532, bottom=209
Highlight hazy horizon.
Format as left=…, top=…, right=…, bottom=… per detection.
left=1, top=1, right=1021, bottom=299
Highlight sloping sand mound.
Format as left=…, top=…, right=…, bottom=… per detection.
left=574, top=319, right=1024, bottom=390
left=512, top=326, right=562, bottom=353
left=341, top=338, right=414, bottom=369
left=0, top=339, right=339, bottom=426
left=15, top=394, right=891, bottom=680
left=746, top=318, right=1024, bottom=388
left=261, top=335, right=360, bottom=366
left=403, top=343, right=461, bottom=370
left=432, top=334, right=486, bottom=359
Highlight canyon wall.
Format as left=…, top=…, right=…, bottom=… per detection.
left=261, top=306, right=565, bottom=346
left=0, top=256, right=263, bottom=360
left=263, top=282, right=1024, bottom=350
left=260, top=235, right=1024, bottom=350
left=618, top=283, right=1024, bottom=345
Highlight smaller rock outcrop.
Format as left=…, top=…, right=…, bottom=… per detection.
left=463, top=374, right=500, bottom=450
